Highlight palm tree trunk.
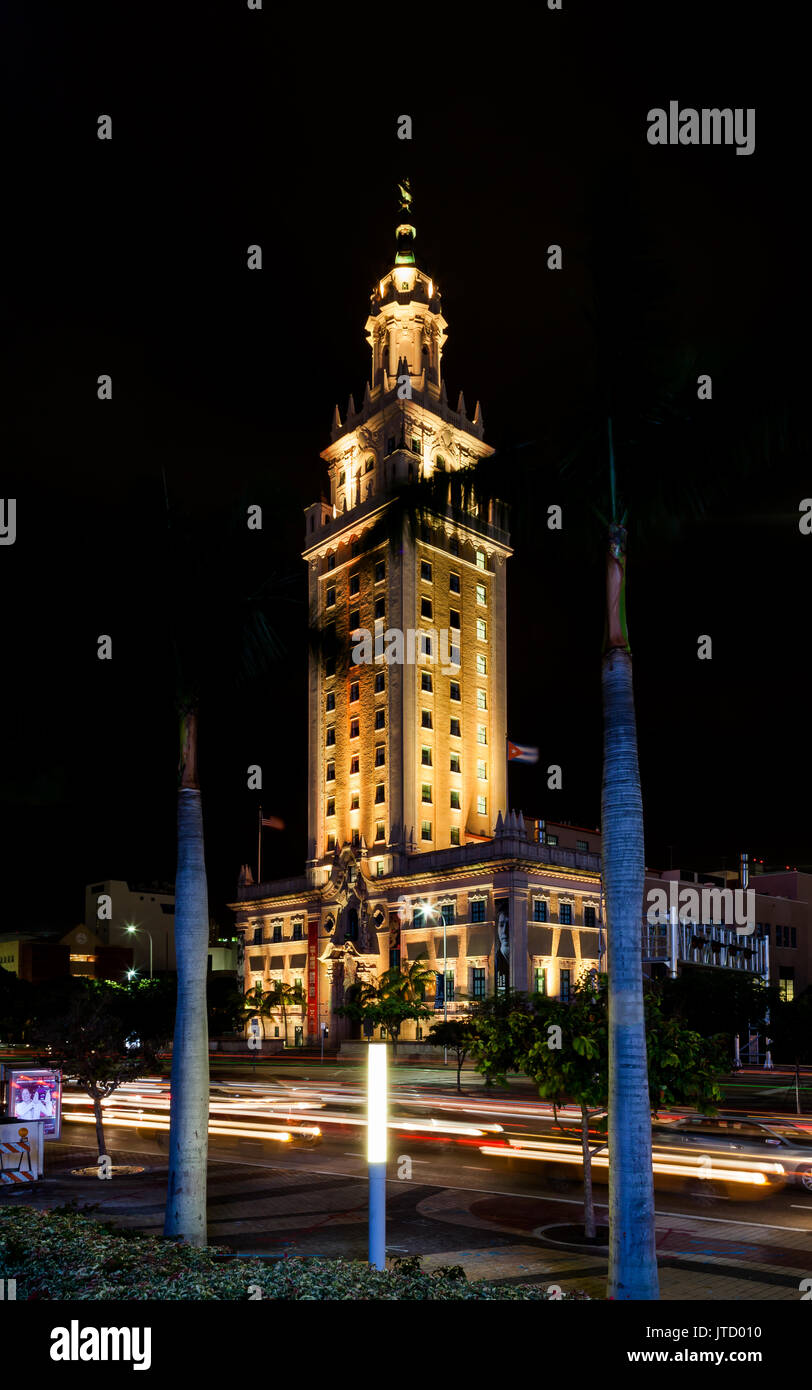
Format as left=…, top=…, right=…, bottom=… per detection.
left=165, top=709, right=210, bottom=1245
left=602, top=526, right=659, bottom=1299
left=581, top=1106, right=596, bottom=1240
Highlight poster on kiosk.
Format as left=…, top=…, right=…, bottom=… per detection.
left=2, top=1066, right=62, bottom=1139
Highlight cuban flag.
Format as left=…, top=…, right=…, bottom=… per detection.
left=507, top=740, right=539, bottom=764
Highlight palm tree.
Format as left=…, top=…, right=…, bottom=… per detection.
left=267, top=980, right=302, bottom=1046
left=240, top=982, right=275, bottom=1040
left=159, top=479, right=295, bottom=1245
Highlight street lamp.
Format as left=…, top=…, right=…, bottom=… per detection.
left=367, top=1043, right=387, bottom=1270
left=124, top=924, right=153, bottom=979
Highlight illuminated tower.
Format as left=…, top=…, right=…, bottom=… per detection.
left=303, top=187, right=512, bottom=884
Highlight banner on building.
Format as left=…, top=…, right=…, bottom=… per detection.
left=307, top=917, right=319, bottom=1039
left=494, top=898, right=510, bottom=997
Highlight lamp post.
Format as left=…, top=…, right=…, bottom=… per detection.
left=367, top=1043, right=387, bottom=1270
left=125, top=924, right=153, bottom=979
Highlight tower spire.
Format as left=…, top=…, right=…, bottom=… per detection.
left=395, top=178, right=416, bottom=267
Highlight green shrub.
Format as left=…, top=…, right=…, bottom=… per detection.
left=0, top=1206, right=592, bottom=1300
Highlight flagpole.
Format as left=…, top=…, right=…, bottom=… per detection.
left=505, top=735, right=509, bottom=819
left=258, top=805, right=262, bottom=886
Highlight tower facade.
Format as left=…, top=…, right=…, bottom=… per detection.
left=231, top=193, right=604, bottom=1049
left=302, top=202, right=512, bottom=881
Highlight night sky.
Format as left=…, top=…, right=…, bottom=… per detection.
left=2, top=4, right=808, bottom=934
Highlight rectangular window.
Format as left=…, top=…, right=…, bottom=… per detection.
left=450, top=640, right=461, bottom=666
left=351, top=791, right=360, bottom=810
left=534, top=967, right=547, bottom=996
left=375, top=783, right=385, bottom=803
left=584, top=906, right=596, bottom=928
left=449, top=572, right=461, bottom=594
left=470, top=899, right=486, bottom=923
left=389, top=945, right=401, bottom=971
left=576, top=839, right=588, bottom=851
left=476, top=653, right=487, bottom=675
left=449, top=536, right=459, bottom=555
left=326, top=797, right=335, bottom=818
left=450, top=682, right=461, bottom=702
left=326, top=690, right=335, bottom=712
left=375, top=560, right=386, bottom=583
left=421, top=821, right=432, bottom=842
left=450, top=718, right=461, bottom=737
left=387, top=436, right=396, bottom=455
left=377, top=860, right=385, bottom=877
left=327, top=832, right=336, bottom=851
left=327, top=554, right=336, bottom=572
left=421, top=560, right=433, bottom=582
left=420, top=632, right=433, bottom=657
left=560, top=969, right=572, bottom=1003
left=450, top=790, right=460, bottom=809
left=421, top=709, right=432, bottom=728
left=326, top=726, right=336, bottom=746
left=476, top=582, right=486, bottom=605
left=560, top=902, right=573, bottom=925
left=477, top=760, right=487, bottom=780
left=272, top=924, right=282, bottom=944
left=375, top=822, right=386, bottom=842
left=546, top=833, right=558, bottom=846
left=476, top=550, right=486, bottom=570
left=349, top=573, right=360, bottom=596
left=349, top=681, right=360, bottom=702
left=421, top=783, right=432, bottom=803
left=375, top=745, right=385, bottom=767
left=779, top=967, right=794, bottom=1001
left=411, top=436, right=420, bottom=454
left=440, top=903, right=456, bottom=926
left=325, top=586, right=336, bottom=608
left=450, top=752, right=461, bottom=773
left=476, top=689, right=487, bottom=710
left=421, top=596, right=433, bottom=618
left=472, top=967, right=486, bottom=999
left=477, top=724, right=487, bottom=745
left=350, top=717, right=360, bottom=738
left=351, top=828, right=361, bottom=849
left=533, top=899, right=547, bottom=922
left=421, top=746, right=432, bottom=766
left=374, top=708, right=385, bottom=730
left=374, top=671, right=385, bottom=693
left=449, top=609, right=461, bottom=629
left=374, top=597, right=385, bottom=620
left=292, top=921, right=303, bottom=941
left=326, top=761, right=335, bottom=782
left=421, top=672, right=433, bottom=692
left=477, top=794, right=486, bottom=815
left=444, top=970, right=455, bottom=1002
left=350, top=755, right=360, bottom=774
left=349, top=608, right=360, bottom=631
left=325, top=656, right=336, bottom=677
left=450, top=827, right=460, bottom=845
left=476, top=618, right=487, bottom=642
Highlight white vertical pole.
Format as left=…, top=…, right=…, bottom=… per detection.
left=367, top=1043, right=387, bottom=1270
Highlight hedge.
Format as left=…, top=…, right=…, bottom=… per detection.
left=0, top=1205, right=592, bottom=1300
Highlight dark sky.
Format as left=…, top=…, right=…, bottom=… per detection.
left=2, top=3, right=809, bottom=933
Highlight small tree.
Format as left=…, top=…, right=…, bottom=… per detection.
left=427, top=1020, right=479, bottom=1092
left=29, top=979, right=165, bottom=1166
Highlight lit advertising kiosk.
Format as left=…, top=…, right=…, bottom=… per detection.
left=0, top=1067, right=62, bottom=1184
